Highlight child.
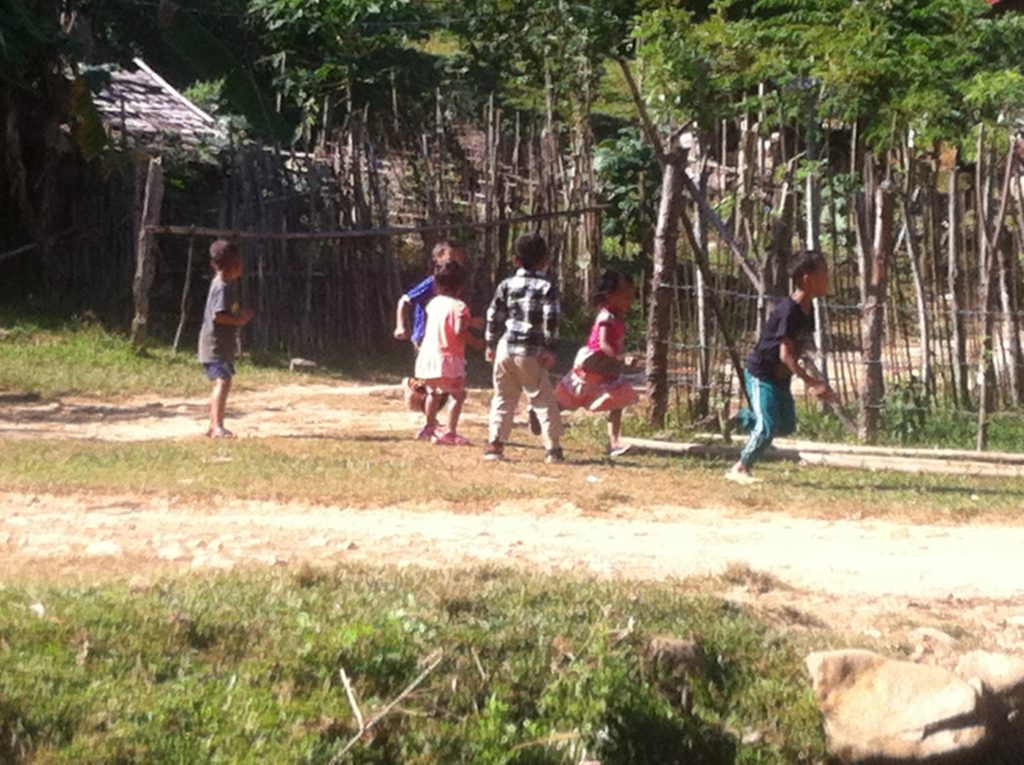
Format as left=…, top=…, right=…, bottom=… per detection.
left=726, top=250, right=834, bottom=484
left=394, top=240, right=467, bottom=348
left=484, top=233, right=564, bottom=463
left=413, top=259, right=482, bottom=444
left=197, top=239, right=254, bottom=438
left=556, top=270, right=640, bottom=457
left=396, top=240, right=468, bottom=413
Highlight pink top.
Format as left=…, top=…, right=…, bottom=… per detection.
left=415, top=295, right=470, bottom=379
left=587, top=307, right=626, bottom=356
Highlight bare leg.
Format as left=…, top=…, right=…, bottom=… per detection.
left=607, top=408, right=623, bottom=449
left=424, top=390, right=443, bottom=431
left=446, top=389, right=467, bottom=434
left=209, top=377, right=232, bottom=434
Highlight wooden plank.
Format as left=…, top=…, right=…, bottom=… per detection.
left=774, top=438, right=1024, bottom=466
left=688, top=433, right=1024, bottom=466
left=796, top=452, right=1024, bottom=479
left=621, top=437, right=1024, bottom=478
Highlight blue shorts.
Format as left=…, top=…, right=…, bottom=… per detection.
left=204, top=361, right=236, bottom=380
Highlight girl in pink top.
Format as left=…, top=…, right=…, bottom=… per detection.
left=414, top=260, right=483, bottom=445
left=556, top=270, right=639, bottom=456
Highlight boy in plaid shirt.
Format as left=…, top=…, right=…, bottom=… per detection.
left=483, top=233, right=564, bottom=462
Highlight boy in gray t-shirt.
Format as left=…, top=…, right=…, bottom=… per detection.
left=198, top=239, right=254, bottom=437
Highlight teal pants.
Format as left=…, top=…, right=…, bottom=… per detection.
left=738, top=369, right=796, bottom=468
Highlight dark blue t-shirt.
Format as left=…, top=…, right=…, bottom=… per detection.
left=405, top=276, right=435, bottom=346
left=746, top=297, right=815, bottom=383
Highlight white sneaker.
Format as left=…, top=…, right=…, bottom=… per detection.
left=725, top=468, right=761, bottom=485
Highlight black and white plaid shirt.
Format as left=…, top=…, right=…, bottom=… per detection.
left=485, top=268, right=560, bottom=357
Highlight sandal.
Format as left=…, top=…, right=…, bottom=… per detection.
left=434, top=431, right=471, bottom=446
left=416, top=425, right=437, bottom=441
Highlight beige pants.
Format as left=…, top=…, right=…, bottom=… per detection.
left=489, top=342, right=563, bottom=449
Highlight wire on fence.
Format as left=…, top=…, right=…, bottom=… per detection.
left=145, top=205, right=607, bottom=242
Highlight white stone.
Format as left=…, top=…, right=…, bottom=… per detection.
left=157, top=543, right=186, bottom=561
left=806, top=649, right=988, bottom=763
left=955, top=651, right=1024, bottom=698
left=190, top=554, right=234, bottom=571
left=84, top=541, right=122, bottom=557
left=910, top=626, right=959, bottom=647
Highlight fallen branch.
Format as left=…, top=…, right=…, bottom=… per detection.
left=330, top=649, right=444, bottom=763
left=338, top=667, right=364, bottom=733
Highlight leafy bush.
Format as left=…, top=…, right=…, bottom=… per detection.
left=0, top=568, right=827, bottom=763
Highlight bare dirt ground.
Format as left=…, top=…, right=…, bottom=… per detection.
left=2, top=382, right=1024, bottom=657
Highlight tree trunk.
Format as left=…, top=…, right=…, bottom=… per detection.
left=805, top=118, right=830, bottom=395
left=859, top=179, right=895, bottom=442
left=997, top=233, right=1022, bottom=406
left=646, top=151, right=686, bottom=428
left=947, top=160, right=970, bottom=408
left=694, top=163, right=712, bottom=419
left=902, top=192, right=933, bottom=399
left=976, top=139, right=1015, bottom=450
left=130, top=156, right=164, bottom=347
left=680, top=203, right=749, bottom=409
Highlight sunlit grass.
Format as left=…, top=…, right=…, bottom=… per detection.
left=0, top=316, right=405, bottom=399
left=0, top=565, right=827, bottom=763
left=1, top=432, right=1021, bottom=522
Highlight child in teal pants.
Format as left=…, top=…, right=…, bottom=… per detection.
left=727, top=251, right=835, bottom=484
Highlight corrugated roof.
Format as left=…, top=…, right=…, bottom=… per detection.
left=93, top=58, right=224, bottom=148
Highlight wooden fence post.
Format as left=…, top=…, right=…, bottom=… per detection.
left=859, top=178, right=894, bottom=442
left=646, top=149, right=686, bottom=429
left=130, top=156, right=164, bottom=347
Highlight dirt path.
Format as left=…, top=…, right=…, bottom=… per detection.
left=2, top=383, right=1024, bottom=654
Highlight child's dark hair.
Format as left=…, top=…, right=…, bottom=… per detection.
left=431, top=239, right=466, bottom=266
left=789, top=250, right=827, bottom=286
left=592, top=270, right=633, bottom=307
left=210, top=239, right=241, bottom=269
left=514, top=233, right=548, bottom=270
left=434, top=258, right=468, bottom=295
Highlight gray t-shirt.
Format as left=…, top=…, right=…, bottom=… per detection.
left=197, top=276, right=240, bottom=363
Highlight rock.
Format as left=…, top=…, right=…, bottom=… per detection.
left=805, top=649, right=988, bottom=763
left=190, top=553, right=235, bottom=571
left=955, top=651, right=1024, bottom=699
left=289, top=357, right=318, bottom=372
left=643, top=635, right=706, bottom=675
left=84, top=540, right=122, bottom=557
left=909, top=626, right=960, bottom=663
left=157, top=543, right=186, bottom=561
left=910, top=627, right=959, bottom=647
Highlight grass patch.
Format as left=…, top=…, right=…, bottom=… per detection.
left=0, top=316, right=408, bottom=399
left=0, top=432, right=1022, bottom=521
left=0, top=566, right=827, bottom=763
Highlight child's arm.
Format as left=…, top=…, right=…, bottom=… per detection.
left=395, top=277, right=434, bottom=340
left=538, top=285, right=560, bottom=368
left=597, top=325, right=623, bottom=359
left=215, top=308, right=254, bottom=328
left=455, top=312, right=485, bottom=351
left=780, top=338, right=832, bottom=399
left=484, top=286, right=507, bottom=362
left=393, top=294, right=413, bottom=340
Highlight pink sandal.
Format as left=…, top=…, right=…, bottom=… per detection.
left=433, top=431, right=471, bottom=446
